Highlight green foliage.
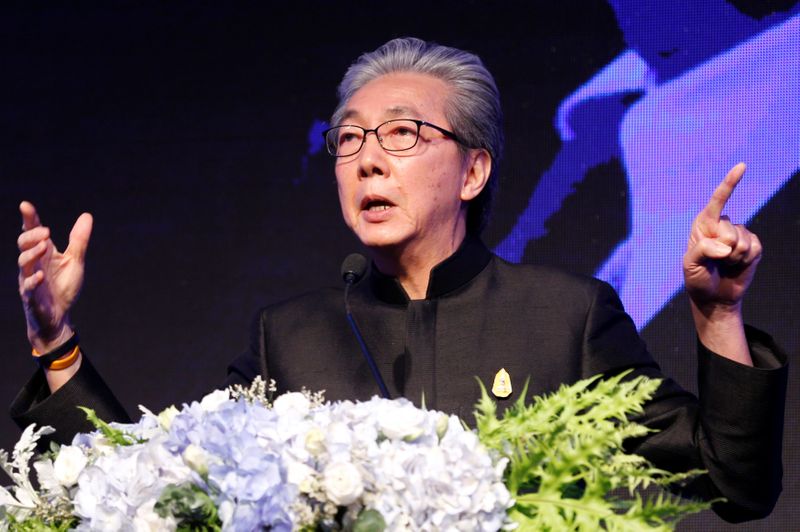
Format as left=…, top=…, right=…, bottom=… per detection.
left=77, top=407, right=144, bottom=447
left=37, top=442, right=61, bottom=463
left=475, top=371, right=716, bottom=531
left=352, top=508, right=386, bottom=532
left=154, top=483, right=222, bottom=531
left=4, top=513, right=77, bottom=532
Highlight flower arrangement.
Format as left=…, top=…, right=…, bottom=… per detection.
left=0, top=372, right=711, bottom=531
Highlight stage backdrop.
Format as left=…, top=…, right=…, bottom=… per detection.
left=2, top=2, right=798, bottom=529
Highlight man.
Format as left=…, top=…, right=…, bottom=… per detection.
left=12, top=38, right=787, bottom=522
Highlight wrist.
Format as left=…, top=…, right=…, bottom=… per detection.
left=29, top=323, right=74, bottom=354
left=690, top=300, right=752, bottom=366
left=689, top=294, right=743, bottom=320
left=43, top=350, right=82, bottom=393
left=33, top=331, right=80, bottom=365
left=31, top=331, right=83, bottom=392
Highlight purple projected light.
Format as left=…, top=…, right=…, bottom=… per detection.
left=297, top=119, right=329, bottom=185
left=497, top=13, right=799, bottom=329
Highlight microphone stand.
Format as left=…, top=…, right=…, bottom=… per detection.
left=342, top=254, right=391, bottom=399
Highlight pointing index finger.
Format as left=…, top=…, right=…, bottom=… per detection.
left=20, top=201, right=42, bottom=232
left=701, top=163, right=746, bottom=222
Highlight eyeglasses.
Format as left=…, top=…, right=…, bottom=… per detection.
left=322, top=119, right=465, bottom=157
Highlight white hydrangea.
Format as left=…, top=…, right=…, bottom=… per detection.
left=304, top=397, right=512, bottom=530
left=2, top=391, right=511, bottom=531
left=198, top=389, right=231, bottom=412
left=72, top=434, right=192, bottom=531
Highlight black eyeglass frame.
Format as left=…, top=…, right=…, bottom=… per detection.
left=321, top=119, right=467, bottom=157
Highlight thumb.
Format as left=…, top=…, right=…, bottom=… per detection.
left=66, top=212, right=93, bottom=262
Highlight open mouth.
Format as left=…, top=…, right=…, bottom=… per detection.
left=361, top=197, right=396, bottom=212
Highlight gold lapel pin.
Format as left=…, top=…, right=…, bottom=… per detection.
left=492, top=368, right=512, bottom=398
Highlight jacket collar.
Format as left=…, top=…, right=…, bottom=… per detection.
left=368, top=235, right=492, bottom=304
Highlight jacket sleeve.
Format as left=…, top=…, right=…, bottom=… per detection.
left=582, top=280, right=788, bottom=523
left=223, top=309, right=267, bottom=389
left=9, top=353, right=131, bottom=446
left=10, top=310, right=268, bottom=446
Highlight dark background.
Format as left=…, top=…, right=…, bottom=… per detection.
left=1, top=2, right=797, bottom=529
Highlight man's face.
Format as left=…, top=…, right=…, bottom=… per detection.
left=334, top=72, right=474, bottom=258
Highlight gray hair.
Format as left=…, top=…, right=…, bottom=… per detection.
left=332, top=37, right=504, bottom=234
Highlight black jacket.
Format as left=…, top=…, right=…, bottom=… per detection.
left=11, top=236, right=788, bottom=522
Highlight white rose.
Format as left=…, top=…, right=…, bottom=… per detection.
left=273, top=392, right=311, bottom=417
left=53, top=445, right=88, bottom=486
left=156, top=405, right=180, bottom=430
left=305, top=427, right=326, bottom=456
left=322, top=461, right=364, bottom=506
left=199, top=389, right=230, bottom=412
left=287, top=461, right=317, bottom=493
left=182, top=444, right=209, bottom=475
left=378, top=404, right=427, bottom=441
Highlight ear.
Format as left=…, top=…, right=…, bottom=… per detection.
left=460, top=149, right=492, bottom=201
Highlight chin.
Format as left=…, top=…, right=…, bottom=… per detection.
left=353, top=224, right=412, bottom=251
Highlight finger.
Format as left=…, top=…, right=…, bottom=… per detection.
left=18, top=240, right=48, bottom=277
left=699, top=163, right=746, bottom=222
left=20, top=201, right=42, bottom=232
left=65, top=212, right=93, bottom=262
left=17, top=226, right=51, bottom=251
left=684, top=237, right=732, bottom=267
left=725, top=225, right=760, bottom=265
left=741, top=231, right=763, bottom=266
left=20, top=271, right=45, bottom=294
left=715, top=216, right=738, bottom=248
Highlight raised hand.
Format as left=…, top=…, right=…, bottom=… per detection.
left=683, top=163, right=762, bottom=312
left=683, top=163, right=760, bottom=365
left=17, top=201, right=93, bottom=353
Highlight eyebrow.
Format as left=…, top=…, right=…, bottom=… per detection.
left=339, top=105, right=420, bottom=124
left=386, top=105, right=417, bottom=117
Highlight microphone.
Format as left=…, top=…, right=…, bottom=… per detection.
left=341, top=253, right=368, bottom=287
left=341, top=254, right=391, bottom=399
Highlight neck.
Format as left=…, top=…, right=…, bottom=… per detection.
left=371, top=228, right=467, bottom=300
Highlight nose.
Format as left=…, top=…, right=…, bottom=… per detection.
left=357, top=131, right=388, bottom=179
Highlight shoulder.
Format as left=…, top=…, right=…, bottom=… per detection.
left=488, top=255, right=612, bottom=303
left=254, top=287, right=344, bottom=326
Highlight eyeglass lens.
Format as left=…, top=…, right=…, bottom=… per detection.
left=326, top=120, right=420, bottom=156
